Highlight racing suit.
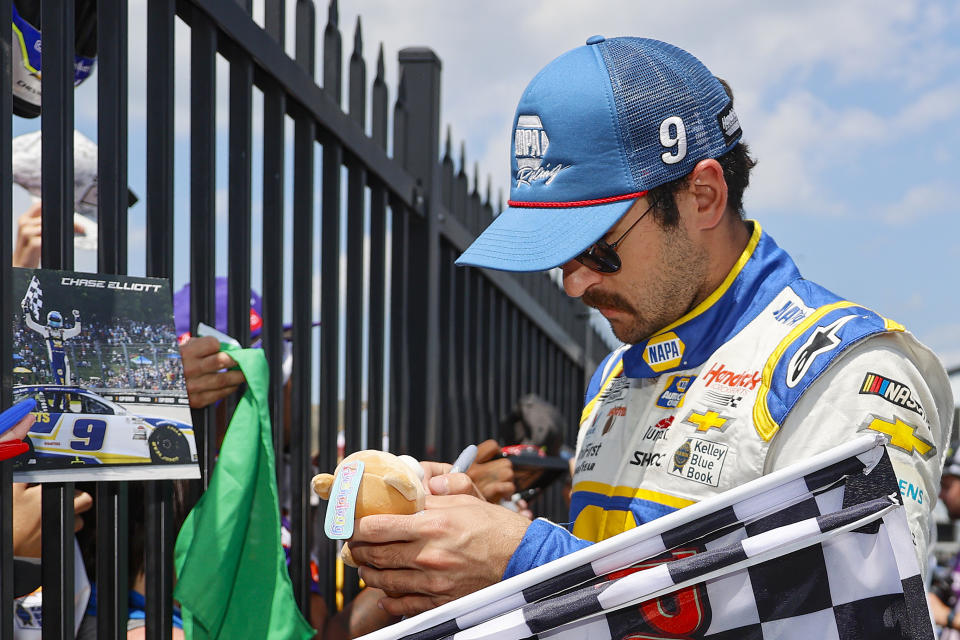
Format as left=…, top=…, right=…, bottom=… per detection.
left=504, top=222, right=953, bottom=579
left=24, top=313, right=81, bottom=385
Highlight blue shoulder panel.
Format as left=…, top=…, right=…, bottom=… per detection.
left=754, top=279, right=898, bottom=440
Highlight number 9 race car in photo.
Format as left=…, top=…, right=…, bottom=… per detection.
left=11, top=385, right=199, bottom=480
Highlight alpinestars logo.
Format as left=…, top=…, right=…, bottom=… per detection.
left=786, top=315, right=855, bottom=388
left=514, top=115, right=567, bottom=187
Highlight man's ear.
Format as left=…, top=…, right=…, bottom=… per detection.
left=688, top=159, right=728, bottom=231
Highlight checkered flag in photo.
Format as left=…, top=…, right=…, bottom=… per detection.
left=361, top=435, right=932, bottom=640
left=20, top=275, right=43, bottom=321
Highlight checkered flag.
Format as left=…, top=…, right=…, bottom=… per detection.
left=361, top=435, right=933, bottom=640
left=20, top=275, right=43, bottom=321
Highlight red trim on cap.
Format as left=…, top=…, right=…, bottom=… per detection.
left=507, top=190, right=648, bottom=208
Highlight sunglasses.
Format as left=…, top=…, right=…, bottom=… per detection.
left=575, top=202, right=654, bottom=273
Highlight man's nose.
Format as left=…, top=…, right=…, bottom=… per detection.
left=561, top=259, right=602, bottom=298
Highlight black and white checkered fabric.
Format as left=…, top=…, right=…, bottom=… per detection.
left=359, top=435, right=932, bottom=640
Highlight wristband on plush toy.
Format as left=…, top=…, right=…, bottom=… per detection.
left=323, top=460, right=364, bottom=539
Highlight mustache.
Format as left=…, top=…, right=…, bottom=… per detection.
left=581, top=290, right=635, bottom=314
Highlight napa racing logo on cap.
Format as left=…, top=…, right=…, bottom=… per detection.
left=656, top=375, right=695, bottom=409
left=514, top=114, right=567, bottom=188
left=643, top=332, right=684, bottom=372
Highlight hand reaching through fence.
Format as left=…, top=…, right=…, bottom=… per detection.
left=12, top=483, right=93, bottom=558
left=465, top=439, right=516, bottom=503
left=180, top=335, right=245, bottom=409
left=11, top=201, right=89, bottom=269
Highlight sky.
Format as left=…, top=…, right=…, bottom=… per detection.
left=331, top=0, right=960, bottom=369
left=12, top=0, right=960, bottom=388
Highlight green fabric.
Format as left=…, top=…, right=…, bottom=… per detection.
left=173, top=345, right=313, bottom=639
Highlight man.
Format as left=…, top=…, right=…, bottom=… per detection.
left=348, top=36, right=955, bottom=618
left=23, top=307, right=82, bottom=385
left=928, top=447, right=960, bottom=636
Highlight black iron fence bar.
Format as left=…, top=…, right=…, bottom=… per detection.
left=0, top=0, right=12, bottom=633
left=289, top=114, right=315, bottom=613
left=487, top=285, right=498, bottom=432
left=318, top=6, right=344, bottom=588
left=187, top=3, right=217, bottom=486
left=389, top=196, right=411, bottom=454
left=317, top=128, right=343, bottom=606
left=144, top=2, right=178, bottom=638
left=366, top=47, right=388, bottom=451
left=227, top=48, right=254, bottom=353
left=437, top=246, right=455, bottom=455
left=261, top=80, right=286, bottom=470
left=191, top=0, right=419, bottom=213
left=260, top=0, right=285, bottom=481
left=343, top=13, right=364, bottom=461
left=147, top=0, right=176, bottom=280
left=40, top=0, right=77, bottom=636
left=142, top=0, right=178, bottom=640
left=455, top=265, right=472, bottom=453
left=366, top=179, right=387, bottom=450
left=318, top=7, right=346, bottom=610
left=472, top=271, right=485, bottom=446
left=97, top=0, right=132, bottom=634
left=439, top=212, right=587, bottom=365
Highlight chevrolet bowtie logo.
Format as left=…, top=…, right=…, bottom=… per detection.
left=682, top=409, right=731, bottom=433
left=860, top=415, right=936, bottom=460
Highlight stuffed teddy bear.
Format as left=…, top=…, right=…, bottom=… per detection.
left=312, top=450, right=425, bottom=567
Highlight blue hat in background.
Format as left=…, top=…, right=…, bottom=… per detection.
left=456, top=36, right=743, bottom=272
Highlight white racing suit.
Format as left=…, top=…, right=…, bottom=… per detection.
left=24, top=314, right=81, bottom=385
left=503, top=222, right=954, bottom=579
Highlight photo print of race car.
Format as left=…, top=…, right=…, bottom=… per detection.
left=11, top=267, right=200, bottom=482
left=13, top=385, right=197, bottom=473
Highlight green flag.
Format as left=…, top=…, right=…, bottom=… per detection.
left=174, top=344, right=314, bottom=639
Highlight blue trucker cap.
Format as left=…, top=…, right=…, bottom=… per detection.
left=455, top=36, right=742, bottom=272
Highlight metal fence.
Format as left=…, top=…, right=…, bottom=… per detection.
left=0, top=0, right=608, bottom=636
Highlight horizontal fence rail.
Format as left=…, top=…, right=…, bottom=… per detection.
left=0, top=0, right=611, bottom=636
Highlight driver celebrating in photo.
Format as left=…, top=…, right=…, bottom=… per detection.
left=347, top=36, right=954, bottom=617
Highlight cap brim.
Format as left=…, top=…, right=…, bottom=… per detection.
left=454, top=198, right=636, bottom=272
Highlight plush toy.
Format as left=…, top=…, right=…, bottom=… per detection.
left=312, top=450, right=425, bottom=567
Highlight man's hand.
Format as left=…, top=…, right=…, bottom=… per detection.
left=466, top=439, right=516, bottom=503
left=180, top=336, right=245, bottom=409
left=12, top=483, right=93, bottom=558
left=349, top=494, right=531, bottom=617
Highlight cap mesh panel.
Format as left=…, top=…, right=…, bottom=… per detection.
left=598, top=38, right=735, bottom=191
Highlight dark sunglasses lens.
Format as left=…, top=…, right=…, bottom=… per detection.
left=576, top=246, right=620, bottom=273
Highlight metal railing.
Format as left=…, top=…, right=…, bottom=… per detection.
left=0, top=0, right=609, bottom=636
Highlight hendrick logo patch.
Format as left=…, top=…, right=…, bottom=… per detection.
left=859, top=372, right=925, bottom=419
left=643, top=332, right=684, bottom=372
left=702, top=363, right=761, bottom=391
left=786, top=315, right=855, bottom=388
left=670, top=438, right=728, bottom=487
left=656, top=375, right=695, bottom=409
